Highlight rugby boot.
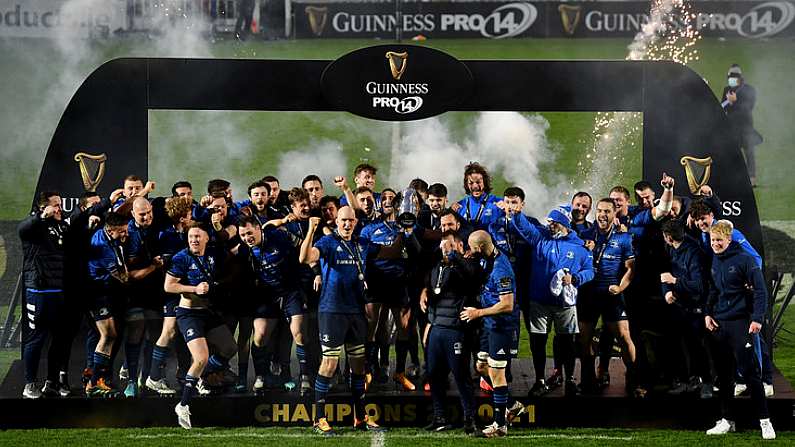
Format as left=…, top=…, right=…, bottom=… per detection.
left=86, top=378, right=120, bottom=398
left=253, top=375, right=265, bottom=394
left=424, top=417, right=453, bottom=432
left=313, top=417, right=337, bottom=436
left=546, top=368, right=563, bottom=390
left=393, top=372, right=416, bottom=391
left=22, top=382, right=42, bottom=399
left=175, top=403, right=192, bottom=430
left=354, top=415, right=387, bottom=432
left=506, top=400, right=526, bottom=425
left=528, top=380, right=548, bottom=397
left=477, top=422, right=507, bottom=438
left=124, top=382, right=139, bottom=398
left=145, top=377, right=177, bottom=396
left=41, top=380, right=61, bottom=398
left=479, top=376, right=494, bottom=393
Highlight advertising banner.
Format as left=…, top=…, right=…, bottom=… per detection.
left=293, top=1, right=795, bottom=39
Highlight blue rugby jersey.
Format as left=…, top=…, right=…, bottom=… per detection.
left=455, top=193, right=501, bottom=230
left=314, top=233, right=378, bottom=314
left=480, top=252, right=519, bottom=331
left=581, top=226, right=635, bottom=293
left=239, top=227, right=301, bottom=294
left=88, top=229, right=126, bottom=285
left=360, top=220, right=411, bottom=281
left=167, top=248, right=219, bottom=288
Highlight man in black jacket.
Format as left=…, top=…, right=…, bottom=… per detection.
left=704, top=221, right=774, bottom=440
left=660, top=220, right=712, bottom=398
left=18, top=191, right=70, bottom=398
left=420, top=230, right=482, bottom=433
left=721, top=64, right=763, bottom=187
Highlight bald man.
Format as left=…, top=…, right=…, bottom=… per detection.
left=460, top=230, right=519, bottom=437
left=299, top=206, right=385, bottom=435
left=123, top=197, right=165, bottom=397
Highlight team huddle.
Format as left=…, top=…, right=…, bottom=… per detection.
left=19, top=161, right=775, bottom=439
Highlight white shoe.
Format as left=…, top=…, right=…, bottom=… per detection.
left=253, top=375, right=265, bottom=393
left=760, top=418, right=776, bottom=440
left=119, top=366, right=129, bottom=382
left=145, top=377, right=177, bottom=395
left=706, top=418, right=735, bottom=435
left=734, top=383, right=747, bottom=397
left=175, top=403, right=192, bottom=429
left=22, top=382, right=42, bottom=399
left=196, top=378, right=211, bottom=396
left=764, top=383, right=774, bottom=397
left=480, top=421, right=507, bottom=438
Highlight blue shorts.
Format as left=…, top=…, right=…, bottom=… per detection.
left=176, top=307, right=225, bottom=343
left=577, top=288, right=628, bottom=324
left=479, top=329, right=517, bottom=366
left=254, top=289, right=307, bottom=320
left=90, top=293, right=127, bottom=322
left=163, top=296, right=180, bottom=318
left=366, top=279, right=411, bottom=308
left=318, top=312, right=367, bottom=348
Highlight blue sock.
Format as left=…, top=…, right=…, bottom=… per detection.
left=92, top=352, right=112, bottom=385
left=181, top=374, right=198, bottom=406
left=238, top=360, right=248, bottom=386
left=252, top=344, right=268, bottom=377
left=315, top=375, right=332, bottom=420
left=296, top=344, right=307, bottom=377
left=125, top=342, right=142, bottom=385
left=140, top=339, right=154, bottom=382
left=206, top=354, right=228, bottom=375
left=149, top=345, right=170, bottom=381
left=351, top=373, right=366, bottom=421
left=493, top=385, right=508, bottom=426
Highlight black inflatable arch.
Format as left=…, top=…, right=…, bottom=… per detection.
left=34, top=45, right=763, bottom=258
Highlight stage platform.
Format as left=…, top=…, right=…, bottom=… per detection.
left=1, top=357, right=793, bottom=430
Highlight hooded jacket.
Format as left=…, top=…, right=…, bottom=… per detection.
left=706, top=241, right=767, bottom=323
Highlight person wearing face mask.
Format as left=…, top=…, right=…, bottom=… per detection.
left=504, top=204, right=594, bottom=397
left=721, top=64, right=763, bottom=187
left=704, top=221, right=774, bottom=440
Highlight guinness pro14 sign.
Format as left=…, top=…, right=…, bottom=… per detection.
left=321, top=45, right=474, bottom=121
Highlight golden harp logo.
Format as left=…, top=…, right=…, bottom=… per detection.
left=305, top=6, right=328, bottom=37
left=74, top=152, right=107, bottom=192
left=680, top=155, right=713, bottom=195
left=558, top=5, right=582, bottom=35
left=386, top=51, right=408, bottom=81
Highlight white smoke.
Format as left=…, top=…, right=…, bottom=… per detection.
left=391, top=112, right=569, bottom=218
left=276, top=139, right=348, bottom=190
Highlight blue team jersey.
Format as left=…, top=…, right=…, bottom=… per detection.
left=489, top=211, right=538, bottom=305
left=240, top=228, right=300, bottom=294
left=360, top=220, right=410, bottom=280
left=88, top=229, right=126, bottom=285
left=157, top=226, right=188, bottom=259
left=167, top=248, right=219, bottom=287
left=581, top=226, right=635, bottom=292
left=456, top=193, right=501, bottom=230
left=572, top=220, right=593, bottom=238
left=126, top=220, right=155, bottom=269
left=480, top=252, right=518, bottom=331
left=340, top=192, right=381, bottom=209
left=315, top=234, right=378, bottom=314
left=621, top=206, right=654, bottom=239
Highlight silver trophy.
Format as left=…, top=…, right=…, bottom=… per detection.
left=395, top=187, right=419, bottom=229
